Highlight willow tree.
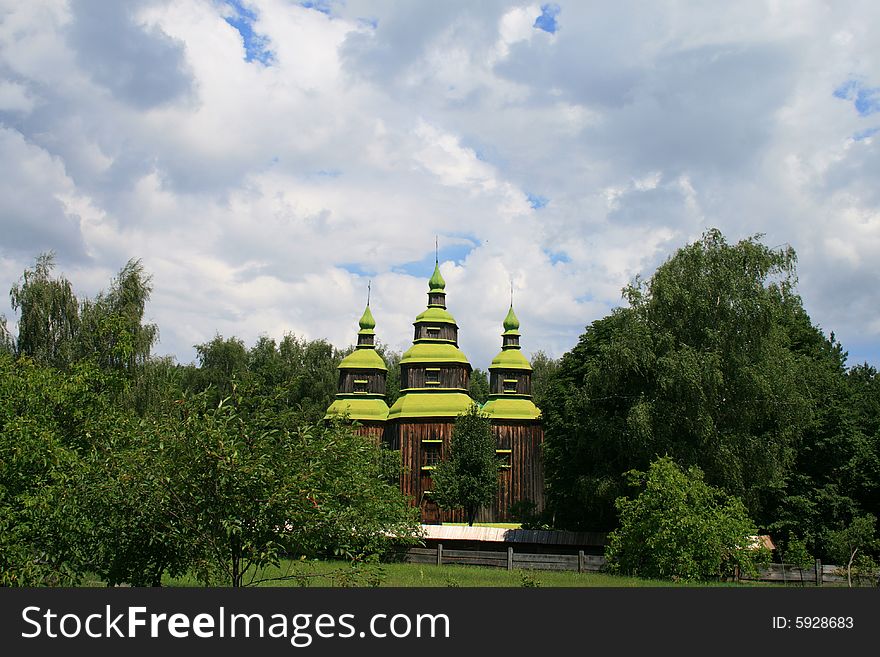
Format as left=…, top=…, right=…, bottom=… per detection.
left=543, top=229, right=819, bottom=531
left=10, top=252, right=80, bottom=368
left=78, top=258, right=158, bottom=373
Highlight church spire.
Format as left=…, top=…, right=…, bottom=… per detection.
left=325, top=287, right=389, bottom=423
left=482, top=300, right=541, bottom=421
left=357, top=281, right=377, bottom=346
left=386, top=251, right=473, bottom=420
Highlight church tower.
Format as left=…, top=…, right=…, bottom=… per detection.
left=386, top=260, right=475, bottom=523
left=325, top=300, right=389, bottom=443
left=482, top=302, right=545, bottom=519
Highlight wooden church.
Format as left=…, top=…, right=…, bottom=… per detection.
left=325, top=261, right=544, bottom=523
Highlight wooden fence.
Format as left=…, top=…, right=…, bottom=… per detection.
left=406, top=544, right=605, bottom=573
left=406, top=545, right=871, bottom=586
left=740, top=561, right=854, bottom=586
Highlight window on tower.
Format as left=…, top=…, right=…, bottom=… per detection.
left=426, top=368, right=440, bottom=385
left=503, top=378, right=518, bottom=394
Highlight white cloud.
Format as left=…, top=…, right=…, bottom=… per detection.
left=0, top=0, right=878, bottom=368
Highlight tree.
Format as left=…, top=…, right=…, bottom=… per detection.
left=0, top=315, right=13, bottom=355
left=71, top=407, right=194, bottom=587
left=10, top=252, right=80, bottom=368
left=0, top=354, right=111, bottom=585
left=778, top=534, right=814, bottom=585
left=431, top=404, right=498, bottom=526
left=376, top=343, right=401, bottom=407
left=605, top=456, right=764, bottom=581
left=193, top=334, right=249, bottom=405
left=468, top=368, right=489, bottom=403
left=827, top=514, right=878, bottom=587
left=163, top=395, right=418, bottom=586
left=529, top=350, right=559, bottom=409
left=542, top=229, right=825, bottom=531
left=78, top=258, right=158, bottom=374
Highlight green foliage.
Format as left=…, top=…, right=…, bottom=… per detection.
left=190, top=333, right=344, bottom=425
left=78, top=259, right=158, bottom=374
left=431, top=404, right=498, bottom=525
left=780, top=534, right=813, bottom=570
left=0, top=353, right=418, bottom=587
left=508, top=498, right=552, bottom=530
left=71, top=408, right=194, bottom=587
left=194, top=334, right=249, bottom=404
left=529, top=349, right=559, bottom=409
left=10, top=252, right=80, bottom=368
left=468, top=368, right=489, bottom=404
left=605, top=457, right=764, bottom=581
left=169, top=404, right=418, bottom=586
left=0, top=315, right=13, bottom=355
left=0, top=354, right=108, bottom=585
left=377, top=344, right=401, bottom=406
left=776, top=534, right=814, bottom=584
left=541, top=229, right=877, bottom=552
left=826, top=514, right=879, bottom=586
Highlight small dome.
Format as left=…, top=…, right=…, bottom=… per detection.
left=358, top=304, right=376, bottom=332
left=428, top=262, right=446, bottom=292
left=503, top=304, right=520, bottom=333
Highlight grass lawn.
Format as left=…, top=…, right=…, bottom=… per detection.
left=160, top=559, right=765, bottom=588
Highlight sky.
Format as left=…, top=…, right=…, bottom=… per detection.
left=1, top=0, right=879, bottom=369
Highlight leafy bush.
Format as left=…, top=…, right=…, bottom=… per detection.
left=605, top=456, right=765, bottom=581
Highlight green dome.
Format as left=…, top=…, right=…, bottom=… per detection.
left=325, top=397, right=389, bottom=422
left=428, top=262, right=446, bottom=292
left=414, top=306, right=457, bottom=325
left=338, top=347, right=388, bottom=371
left=358, top=304, right=376, bottom=333
left=482, top=397, right=541, bottom=421
left=400, top=342, right=470, bottom=365
left=387, top=392, right=475, bottom=420
left=489, top=347, right=532, bottom=371
left=502, top=305, right=520, bottom=333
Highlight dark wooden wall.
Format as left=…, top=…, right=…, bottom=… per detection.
left=401, top=364, right=470, bottom=390
left=337, top=370, right=386, bottom=395
left=413, top=324, right=458, bottom=342
left=386, top=418, right=544, bottom=524
left=489, top=371, right=531, bottom=396
left=353, top=422, right=386, bottom=447
left=491, top=422, right=544, bottom=520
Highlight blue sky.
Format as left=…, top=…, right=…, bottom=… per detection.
left=223, top=0, right=275, bottom=64
left=0, top=1, right=879, bottom=369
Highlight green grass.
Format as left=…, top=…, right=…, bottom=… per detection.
left=159, top=559, right=765, bottom=588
